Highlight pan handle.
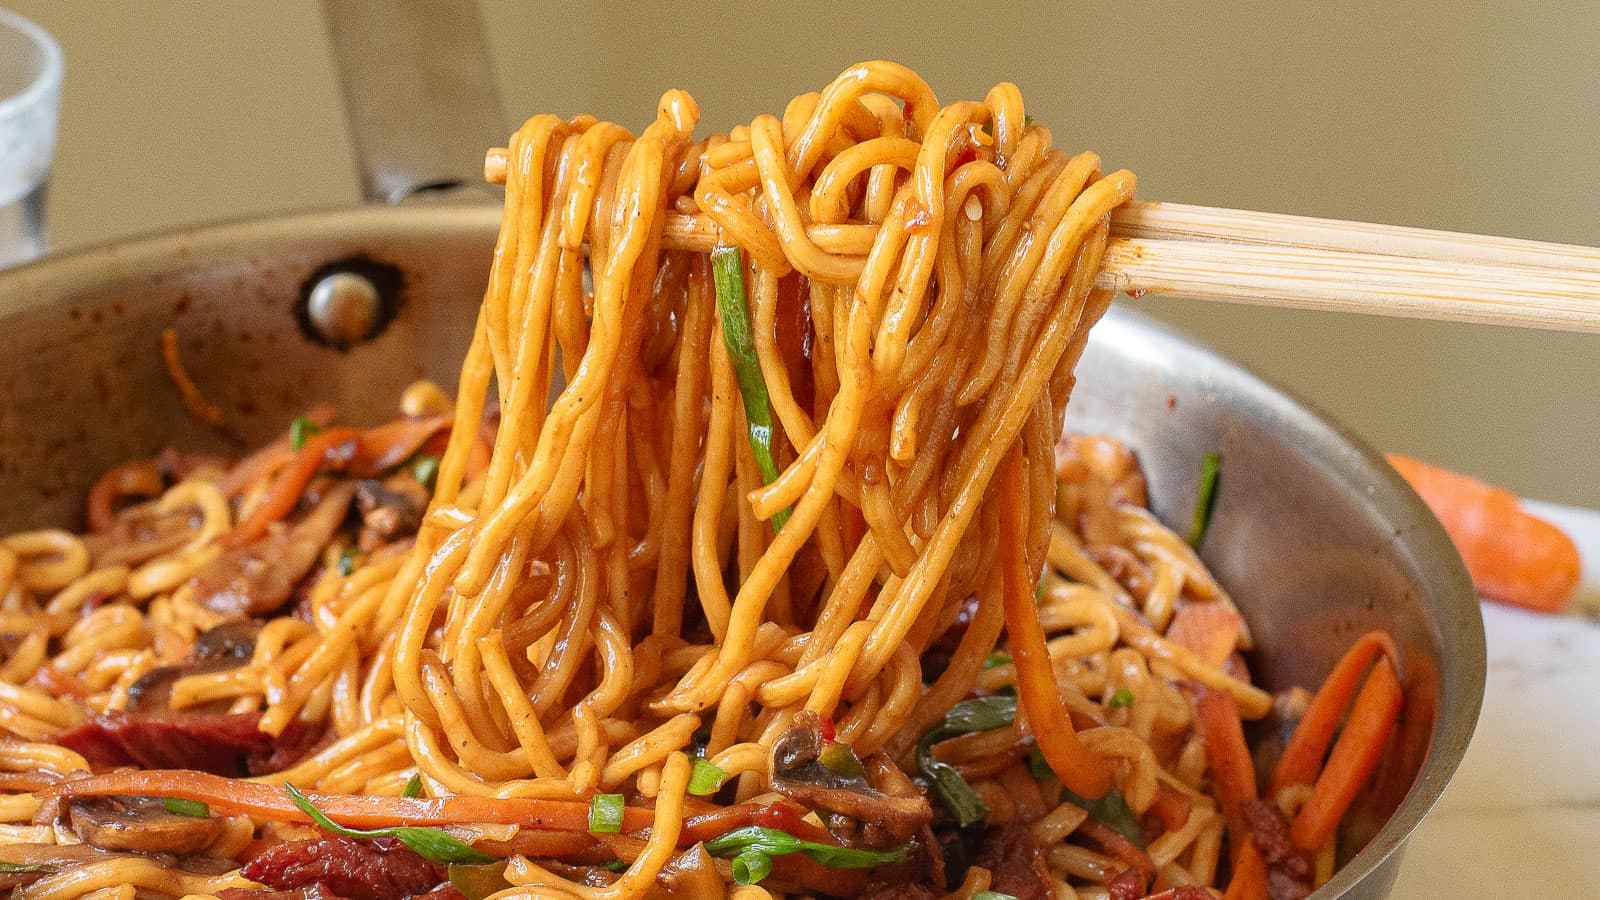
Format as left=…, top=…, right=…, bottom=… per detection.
left=321, top=0, right=506, bottom=204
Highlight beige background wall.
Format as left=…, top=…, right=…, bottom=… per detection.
left=7, top=0, right=1599, bottom=505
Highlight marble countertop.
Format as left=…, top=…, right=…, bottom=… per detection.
left=1388, top=501, right=1600, bottom=898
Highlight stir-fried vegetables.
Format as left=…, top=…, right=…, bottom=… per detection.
left=915, top=695, right=1016, bottom=826
left=284, top=783, right=497, bottom=865
left=712, top=244, right=790, bottom=530
left=704, top=826, right=912, bottom=886
left=587, top=793, right=626, bottom=834
left=688, top=758, right=730, bottom=797
left=1187, top=451, right=1222, bottom=547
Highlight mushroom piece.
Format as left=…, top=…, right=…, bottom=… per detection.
left=65, top=795, right=224, bottom=855
left=126, top=619, right=262, bottom=713
left=354, top=474, right=430, bottom=551
left=769, top=711, right=931, bottom=848
left=193, top=480, right=356, bottom=617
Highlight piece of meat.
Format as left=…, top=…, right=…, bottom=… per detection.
left=974, top=822, right=1052, bottom=900
left=1242, top=798, right=1313, bottom=900
left=54, top=710, right=319, bottom=777
left=769, top=711, right=932, bottom=848
left=66, top=795, right=224, bottom=855
left=193, top=481, right=355, bottom=616
left=240, top=836, right=447, bottom=900
left=1106, top=867, right=1144, bottom=900
left=217, top=888, right=353, bottom=900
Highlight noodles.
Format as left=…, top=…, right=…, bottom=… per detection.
left=0, top=61, right=1403, bottom=899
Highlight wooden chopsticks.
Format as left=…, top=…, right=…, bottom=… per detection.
left=483, top=148, right=1600, bottom=333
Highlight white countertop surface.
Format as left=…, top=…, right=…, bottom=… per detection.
left=1388, top=501, right=1600, bottom=898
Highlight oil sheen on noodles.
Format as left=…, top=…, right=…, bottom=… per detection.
left=0, top=61, right=1404, bottom=900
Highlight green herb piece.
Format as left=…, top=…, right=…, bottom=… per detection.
left=603, top=859, right=630, bottom=873
left=401, top=773, right=423, bottom=798
left=162, top=797, right=210, bottom=818
left=588, top=793, right=625, bottom=833
left=448, top=861, right=512, bottom=900
left=817, top=741, right=867, bottom=779
left=983, top=651, right=1012, bottom=670
left=1026, top=744, right=1053, bottom=780
left=1187, top=451, right=1222, bottom=547
left=337, top=545, right=359, bottom=577
left=1107, top=688, right=1135, bottom=710
left=1061, top=786, right=1145, bottom=848
left=410, top=453, right=441, bottom=489
left=1024, top=115, right=1036, bottom=126
left=705, top=826, right=911, bottom=884
left=975, top=892, right=1020, bottom=900
left=915, top=695, right=1017, bottom=826
left=0, top=862, right=56, bottom=874
left=688, top=758, right=730, bottom=797
left=732, top=849, right=774, bottom=885
left=712, top=244, right=790, bottom=531
left=284, top=783, right=496, bottom=865
left=289, top=417, right=321, bottom=451
left=1036, top=577, right=1048, bottom=602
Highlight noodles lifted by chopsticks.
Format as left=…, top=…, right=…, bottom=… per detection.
left=0, top=61, right=1403, bottom=899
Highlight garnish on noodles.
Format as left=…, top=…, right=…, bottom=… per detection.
left=0, top=62, right=1403, bottom=899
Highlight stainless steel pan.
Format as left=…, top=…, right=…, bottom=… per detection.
left=0, top=2, right=1484, bottom=897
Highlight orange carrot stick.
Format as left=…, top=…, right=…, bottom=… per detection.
left=999, top=443, right=1113, bottom=799
left=228, top=427, right=361, bottom=547
left=1388, top=453, right=1580, bottom=612
left=1222, top=840, right=1268, bottom=900
left=218, top=404, right=338, bottom=498
left=1269, top=630, right=1398, bottom=795
left=1289, top=656, right=1403, bottom=851
left=1192, top=683, right=1257, bottom=840
left=43, top=770, right=655, bottom=833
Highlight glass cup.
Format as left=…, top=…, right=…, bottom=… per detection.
left=0, top=8, right=62, bottom=269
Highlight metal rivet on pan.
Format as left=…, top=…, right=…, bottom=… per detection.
left=297, top=257, right=405, bottom=350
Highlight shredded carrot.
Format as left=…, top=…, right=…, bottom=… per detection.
left=1222, top=839, right=1268, bottom=900
left=1165, top=601, right=1244, bottom=667
left=1269, top=630, right=1398, bottom=795
left=1289, top=656, right=1402, bottom=851
left=42, top=770, right=655, bottom=832
left=353, top=414, right=453, bottom=476
left=999, top=443, right=1113, bottom=799
left=217, top=404, right=338, bottom=498
left=85, top=459, right=164, bottom=533
left=227, top=427, right=363, bottom=547
left=1191, top=683, right=1257, bottom=841
left=159, top=327, right=225, bottom=428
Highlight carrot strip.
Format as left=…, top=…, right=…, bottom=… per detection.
left=353, top=414, right=453, bottom=476
left=1388, top=453, right=1580, bottom=612
left=160, top=327, right=224, bottom=428
left=1269, top=630, right=1398, bottom=795
left=1191, top=683, right=1256, bottom=841
left=1222, top=839, right=1268, bottom=900
left=228, top=427, right=362, bottom=546
left=999, top=443, right=1113, bottom=799
left=42, top=770, right=655, bottom=832
left=1289, top=657, right=1403, bottom=851
left=218, top=404, right=338, bottom=498
left=85, top=460, right=164, bottom=533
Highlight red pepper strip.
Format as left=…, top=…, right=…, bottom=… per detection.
left=86, top=459, right=164, bottom=533
left=41, top=770, right=655, bottom=833
left=1269, top=630, right=1399, bottom=795
left=227, top=428, right=361, bottom=547
left=999, top=444, right=1113, bottom=799
left=1288, top=656, right=1403, bottom=852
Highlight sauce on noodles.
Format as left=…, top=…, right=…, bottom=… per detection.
left=0, top=62, right=1402, bottom=900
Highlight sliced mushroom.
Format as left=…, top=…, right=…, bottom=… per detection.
left=354, top=474, right=430, bottom=551
left=193, top=481, right=356, bottom=617
left=66, top=795, right=224, bottom=855
left=126, top=619, right=262, bottom=713
left=769, top=711, right=931, bottom=848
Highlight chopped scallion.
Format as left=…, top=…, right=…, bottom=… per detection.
left=688, top=758, right=730, bottom=797
left=1107, top=688, right=1135, bottom=709
left=401, top=773, right=423, bottom=798
left=915, top=695, right=1017, bottom=826
left=1061, top=785, right=1145, bottom=848
left=337, top=545, right=359, bottom=577
left=410, top=453, right=441, bottom=488
left=283, top=783, right=496, bottom=865
left=974, top=892, right=1020, bottom=900
left=162, top=797, right=209, bottom=818
left=1187, top=451, right=1222, bottom=547
left=588, top=793, right=625, bottom=833
left=0, top=862, right=55, bottom=874
left=705, top=826, right=911, bottom=884
left=711, top=244, right=790, bottom=530
left=983, top=651, right=1012, bottom=670
left=289, top=417, right=321, bottom=451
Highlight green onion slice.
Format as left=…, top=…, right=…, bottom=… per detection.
left=705, top=826, right=911, bottom=884
left=711, top=244, right=791, bottom=531
left=1107, top=688, right=1134, bottom=709
left=1061, top=785, right=1145, bottom=848
left=588, top=793, right=626, bottom=833
left=283, top=783, right=496, bottom=865
left=289, top=417, right=321, bottom=451
left=410, top=454, right=441, bottom=488
left=401, top=773, right=423, bottom=798
left=687, top=758, right=730, bottom=797
left=448, top=861, right=512, bottom=900
left=914, top=695, right=1017, bottom=826
left=162, top=797, right=210, bottom=818
left=1187, top=451, right=1222, bottom=547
